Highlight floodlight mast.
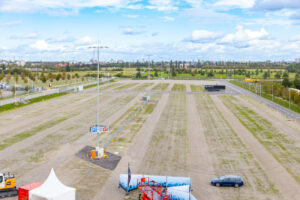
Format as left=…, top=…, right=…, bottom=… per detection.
left=88, top=44, right=108, bottom=158
left=97, top=43, right=100, bottom=157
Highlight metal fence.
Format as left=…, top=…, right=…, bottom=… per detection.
left=0, top=78, right=114, bottom=107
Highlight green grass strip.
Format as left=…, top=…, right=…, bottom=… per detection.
left=221, top=95, right=300, bottom=183
left=190, top=85, right=204, bottom=92
left=171, top=84, right=186, bottom=92
left=0, top=117, right=68, bottom=151
left=0, top=93, right=67, bottom=113
left=230, top=80, right=300, bottom=114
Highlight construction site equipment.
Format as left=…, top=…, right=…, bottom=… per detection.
left=0, top=173, right=18, bottom=198
left=137, top=178, right=172, bottom=200
left=244, top=78, right=259, bottom=82
left=18, top=182, right=42, bottom=200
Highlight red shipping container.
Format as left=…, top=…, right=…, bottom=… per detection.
left=18, top=182, right=42, bottom=200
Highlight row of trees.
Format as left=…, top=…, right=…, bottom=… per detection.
left=260, top=80, right=300, bottom=105
left=0, top=71, right=87, bottom=84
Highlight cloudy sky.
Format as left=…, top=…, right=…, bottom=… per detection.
left=0, top=0, right=300, bottom=61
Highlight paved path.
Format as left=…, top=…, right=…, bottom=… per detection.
left=186, top=84, right=222, bottom=200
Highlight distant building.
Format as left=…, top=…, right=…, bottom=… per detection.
left=16, top=60, right=26, bottom=67
left=295, top=58, right=300, bottom=63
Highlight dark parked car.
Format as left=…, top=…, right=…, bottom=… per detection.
left=211, top=175, right=243, bottom=188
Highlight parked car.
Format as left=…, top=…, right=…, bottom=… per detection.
left=211, top=175, right=243, bottom=188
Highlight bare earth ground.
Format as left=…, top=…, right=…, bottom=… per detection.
left=185, top=84, right=222, bottom=200
left=216, top=95, right=300, bottom=199
left=239, top=95, right=300, bottom=138
left=1, top=79, right=300, bottom=200
left=195, top=94, right=281, bottom=200
left=94, top=83, right=172, bottom=200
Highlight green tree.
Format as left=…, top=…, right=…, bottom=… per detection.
left=282, top=78, right=291, bottom=87
left=287, top=63, right=300, bottom=73
left=135, top=72, right=141, bottom=78
left=294, top=78, right=300, bottom=89
left=171, top=69, right=176, bottom=77
left=275, top=72, right=281, bottom=79
left=41, top=74, right=47, bottom=83
left=263, top=72, right=268, bottom=79
left=55, top=74, right=61, bottom=81
left=207, top=70, right=214, bottom=77
left=14, top=72, right=18, bottom=83
left=66, top=64, right=71, bottom=72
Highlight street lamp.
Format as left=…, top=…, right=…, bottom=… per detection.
left=88, top=44, right=109, bottom=158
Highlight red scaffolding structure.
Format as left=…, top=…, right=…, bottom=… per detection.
left=137, top=177, right=172, bottom=200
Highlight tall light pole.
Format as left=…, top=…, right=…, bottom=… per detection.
left=289, top=88, right=291, bottom=110
left=89, top=44, right=108, bottom=157
left=260, top=81, right=261, bottom=96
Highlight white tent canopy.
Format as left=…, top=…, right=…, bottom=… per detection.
left=30, top=169, right=75, bottom=200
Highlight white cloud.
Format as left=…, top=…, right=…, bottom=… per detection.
left=147, top=0, right=178, bottom=11
left=0, top=20, right=23, bottom=27
left=214, top=0, right=255, bottom=9
left=76, top=36, right=93, bottom=45
left=219, top=26, right=269, bottom=48
left=187, top=30, right=222, bottom=43
left=183, top=8, right=238, bottom=24
left=10, top=32, right=38, bottom=39
left=122, top=27, right=145, bottom=35
left=30, top=40, right=50, bottom=51
left=163, top=16, right=175, bottom=21
left=124, top=14, right=139, bottom=18
left=185, top=0, right=202, bottom=8
left=47, top=35, right=76, bottom=43
left=0, top=0, right=138, bottom=13
left=252, top=0, right=300, bottom=11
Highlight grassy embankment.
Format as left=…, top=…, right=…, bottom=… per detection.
left=230, top=80, right=300, bottom=114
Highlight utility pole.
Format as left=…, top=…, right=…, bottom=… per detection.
left=161, top=60, right=163, bottom=79
left=289, top=88, right=291, bottom=110
left=260, top=81, right=261, bottom=96
left=147, top=55, right=151, bottom=98
left=272, top=82, right=274, bottom=102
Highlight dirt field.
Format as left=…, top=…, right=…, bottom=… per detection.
left=1, top=79, right=300, bottom=200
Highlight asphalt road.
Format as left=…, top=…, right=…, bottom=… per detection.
left=221, top=79, right=300, bottom=123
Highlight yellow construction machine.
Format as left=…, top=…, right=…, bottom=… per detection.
left=0, top=173, right=18, bottom=198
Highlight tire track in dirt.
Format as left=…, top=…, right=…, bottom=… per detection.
left=0, top=83, right=145, bottom=174
left=17, top=83, right=158, bottom=184
left=93, top=83, right=173, bottom=200
left=0, top=90, right=128, bottom=159
left=212, top=95, right=300, bottom=200
left=237, top=95, right=300, bottom=141
left=0, top=82, right=121, bottom=140
left=186, top=84, right=222, bottom=200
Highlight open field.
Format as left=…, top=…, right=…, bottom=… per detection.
left=1, top=79, right=300, bottom=200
